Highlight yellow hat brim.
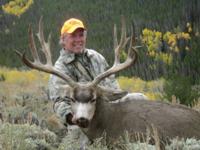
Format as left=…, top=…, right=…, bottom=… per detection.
left=62, top=24, right=85, bottom=34
left=68, top=25, right=85, bottom=33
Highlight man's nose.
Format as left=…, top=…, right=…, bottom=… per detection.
left=74, top=35, right=83, bottom=41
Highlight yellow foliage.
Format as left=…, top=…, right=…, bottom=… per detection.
left=2, top=0, right=34, bottom=17
left=160, top=31, right=190, bottom=53
left=0, top=67, right=49, bottom=85
left=0, top=67, right=165, bottom=101
left=141, top=24, right=192, bottom=64
left=142, top=28, right=162, bottom=53
left=154, top=53, right=172, bottom=64
left=186, top=22, right=192, bottom=33
left=117, top=76, right=135, bottom=91
left=163, top=31, right=176, bottom=47
left=177, top=32, right=190, bottom=40
left=118, top=76, right=164, bottom=100
left=145, top=92, right=160, bottom=100
left=149, top=50, right=156, bottom=57
left=185, top=46, right=190, bottom=51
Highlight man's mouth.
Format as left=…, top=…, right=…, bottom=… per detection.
left=73, top=44, right=84, bottom=53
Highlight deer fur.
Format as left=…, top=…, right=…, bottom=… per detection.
left=68, top=85, right=200, bottom=144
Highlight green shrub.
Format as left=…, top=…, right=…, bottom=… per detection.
left=163, top=75, right=199, bottom=106
left=166, top=138, right=200, bottom=150
left=0, top=123, right=58, bottom=150
left=0, top=74, right=5, bottom=81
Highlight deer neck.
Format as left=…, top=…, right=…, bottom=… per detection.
left=95, top=98, right=114, bottom=121
left=83, top=99, right=114, bottom=139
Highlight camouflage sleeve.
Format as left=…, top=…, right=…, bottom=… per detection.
left=53, top=96, right=72, bottom=124
left=48, top=56, right=75, bottom=124
left=49, top=74, right=72, bottom=124
left=48, top=74, right=68, bottom=100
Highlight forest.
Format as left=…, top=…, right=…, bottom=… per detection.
left=1, top=0, right=200, bottom=105
left=0, top=0, right=200, bottom=149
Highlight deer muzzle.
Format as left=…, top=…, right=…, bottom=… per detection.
left=76, top=117, right=89, bottom=128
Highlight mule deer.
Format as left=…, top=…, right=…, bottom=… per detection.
left=16, top=17, right=200, bottom=144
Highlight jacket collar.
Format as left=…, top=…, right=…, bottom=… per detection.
left=60, top=48, right=94, bottom=64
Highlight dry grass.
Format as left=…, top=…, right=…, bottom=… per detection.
left=0, top=67, right=200, bottom=149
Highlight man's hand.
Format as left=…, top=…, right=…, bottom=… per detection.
left=66, top=113, right=75, bottom=125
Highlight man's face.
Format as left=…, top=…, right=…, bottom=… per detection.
left=62, top=28, right=86, bottom=54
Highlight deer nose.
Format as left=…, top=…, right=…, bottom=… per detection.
left=77, top=117, right=89, bottom=128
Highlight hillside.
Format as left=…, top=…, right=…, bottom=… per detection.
left=1, top=0, right=199, bottom=67
left=0, top=68, right=200, bottom=149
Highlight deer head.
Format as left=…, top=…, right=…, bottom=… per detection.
left=16, top=17, right=139, bottom=128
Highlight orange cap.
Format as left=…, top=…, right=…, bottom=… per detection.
left=61, top=18, right=85, bottom=35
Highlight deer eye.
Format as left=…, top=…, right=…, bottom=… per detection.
left=70, top=98, right=76, bottom=103
left=90, top=98, right=96, bottom=103
left=64, top=96, right=76, bottom=103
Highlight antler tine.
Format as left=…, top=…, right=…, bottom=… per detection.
left=113, top=24, right=118, bottom=54
left=114, top=17, right=130, bottom=65
left=127, top=26, right=135, bottom=59
left=15, top=17, right=77, bottom=87
left=116, top=17, right=125, bottom=65
left=91, top=17, right=138, bottom=86
left=113, top=24, right=120, bottom=65
left=29, top=25, right=40, bottom=63
left=129, top=23, right=142, bottom=58
left=36, top=17, right=52, bottom=66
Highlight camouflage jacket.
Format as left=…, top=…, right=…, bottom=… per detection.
left=48, top=48, right=120, bottom=124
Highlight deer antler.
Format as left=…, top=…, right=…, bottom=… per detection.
left=91, top=17, right=139, bottom=86
left=15, top=17, right=77, bottom=87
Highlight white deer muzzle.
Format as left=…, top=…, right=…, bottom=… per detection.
left=72, top=102, right=96, bottom=127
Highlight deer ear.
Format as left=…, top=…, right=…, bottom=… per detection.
left=99, top=86, right=128, bottom=101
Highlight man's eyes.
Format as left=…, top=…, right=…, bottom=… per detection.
left=71, top=33, right=84, bottom=38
